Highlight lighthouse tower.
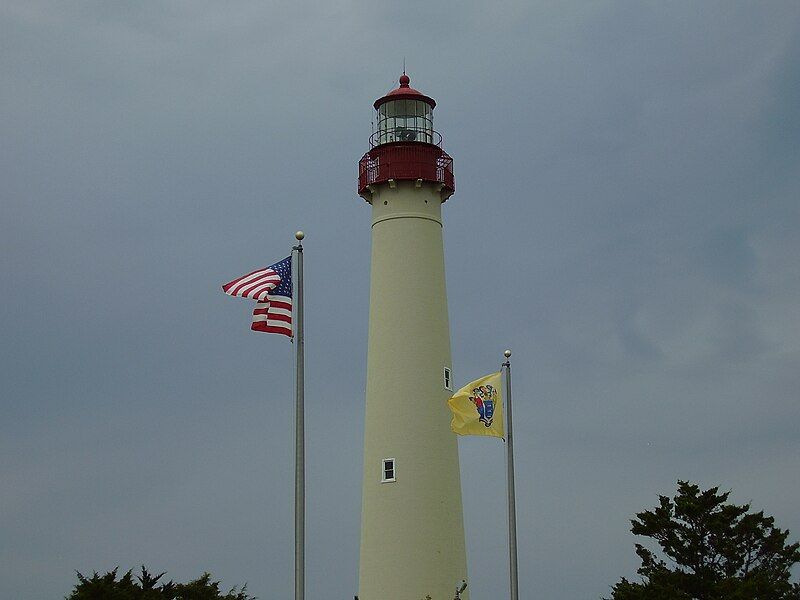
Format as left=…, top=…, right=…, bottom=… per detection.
left=357, top=74, right=468, bottom=600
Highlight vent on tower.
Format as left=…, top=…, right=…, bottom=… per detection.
left=443, top=367, right=453, bottom=391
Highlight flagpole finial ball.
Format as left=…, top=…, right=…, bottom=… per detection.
left=504, top=349, right=512, bottom=358
left=295, top=231, right=305, bottom=241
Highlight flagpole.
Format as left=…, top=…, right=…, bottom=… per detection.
left=503, top=349, right=519, bottom=600
left=293, top=231, right=305, bottom=600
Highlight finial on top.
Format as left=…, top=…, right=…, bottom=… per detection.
left=504, top=349, right=512, bottom=358
left=295, top=231, right=305, bottom=241
left=399, top=73, right=410, bottom=87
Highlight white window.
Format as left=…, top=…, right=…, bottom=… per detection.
left=443, top=367, right=453, bottom=391
left=382, top=458, right=396, bottom=483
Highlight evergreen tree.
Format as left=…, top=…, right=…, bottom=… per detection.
left=607, top=481, right=800, bottom=599
left=66, top=566, right=254, bottom=600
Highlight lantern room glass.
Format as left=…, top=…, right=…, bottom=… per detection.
left=376, top=99, right=433, bottom=145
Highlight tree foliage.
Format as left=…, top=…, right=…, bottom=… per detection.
left=607, top=481, right=800, bottom=600
left=66, top=566, right=255, bottom=600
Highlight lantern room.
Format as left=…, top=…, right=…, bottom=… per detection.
left=359, top=74, right=454, bottom=201
left=373, top=74, right=436, bottom=145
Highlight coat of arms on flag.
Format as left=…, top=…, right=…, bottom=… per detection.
left=470, top=384, right=498, bottom=427
left=221, top=256, right=293, bottom=337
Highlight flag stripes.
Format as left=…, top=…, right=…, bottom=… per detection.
left=251, top=296, right=292, bottom=336
left=222, top=256, right=293, bottom=337
left=222, top=267, right=281, bottom=301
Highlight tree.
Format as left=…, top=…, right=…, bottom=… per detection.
left=607, top=481, right=800, bottom=600
left=66, top=566, right=255, bottom=600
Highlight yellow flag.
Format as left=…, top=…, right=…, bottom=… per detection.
left=448, top=371, right=504, bottom=438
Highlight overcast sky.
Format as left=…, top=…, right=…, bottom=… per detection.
left=2, top=2, right=799, bottom=599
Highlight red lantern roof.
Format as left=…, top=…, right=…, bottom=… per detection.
left=373, top=74, right=436, bottom=110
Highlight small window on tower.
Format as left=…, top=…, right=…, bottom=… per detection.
left=444, top=367, right=453, bottom=391
left=382, top=458, right=396, bottom=483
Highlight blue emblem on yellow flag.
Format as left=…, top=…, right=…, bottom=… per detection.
left=448, top=371, right=504, bottom=438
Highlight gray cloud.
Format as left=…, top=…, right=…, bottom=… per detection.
left=2, top=2, right=799, bottom=599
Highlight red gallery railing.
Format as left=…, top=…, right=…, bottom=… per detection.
left=358, top=142, right=454, bottom=198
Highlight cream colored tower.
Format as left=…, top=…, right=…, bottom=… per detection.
left=357, top=75, right=468, bottom=600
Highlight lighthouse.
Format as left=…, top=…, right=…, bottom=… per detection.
left=357, top=74, right=468, bottom=599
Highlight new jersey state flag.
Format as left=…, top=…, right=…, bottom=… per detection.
left=448, top=371, right=504, bottom=438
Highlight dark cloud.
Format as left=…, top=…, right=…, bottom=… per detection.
left=2, top=2, right=799, bottom=599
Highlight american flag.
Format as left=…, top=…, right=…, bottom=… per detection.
left=221, top=256, right=292, bottom=337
